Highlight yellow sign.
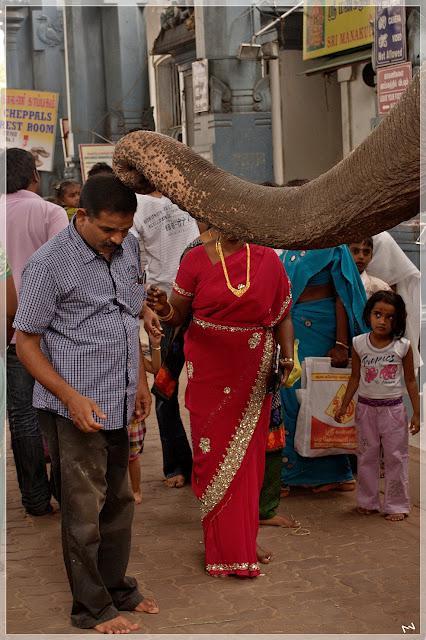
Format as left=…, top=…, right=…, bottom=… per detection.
left=303, top=1, right=374, bottom=60
left=1, top=89, right=59, bottom=172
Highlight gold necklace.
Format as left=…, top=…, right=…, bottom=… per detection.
left=216, top=238, right=250, bottom=297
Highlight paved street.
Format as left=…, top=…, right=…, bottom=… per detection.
left=6, top=381, right=422, bottom=636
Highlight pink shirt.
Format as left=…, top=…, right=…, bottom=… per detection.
left=6, top=189, right=69, bottom=342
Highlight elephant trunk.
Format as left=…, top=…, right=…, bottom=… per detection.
left=113, top=69, right=420, bottom=249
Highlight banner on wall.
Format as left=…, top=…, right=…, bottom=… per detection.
left=79, top=144, right=115, bottom=182
left=0, top=89, right=59, bottom=172
left=303, top=1, right=374, bottom=61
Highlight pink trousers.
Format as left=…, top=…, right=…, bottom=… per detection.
left=355, top=398, right=410, bottom=515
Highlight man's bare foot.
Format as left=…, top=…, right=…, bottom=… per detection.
left=385, top=513, right=407, bottom=521
left=163, top=474, right=185, bottom=488
left=133, top=491, right=142, bottom=505
left=357, top=506, right=377, bottom=515
left=94, top=615, right=139, bottom=634
left=259, top=514, right=300, bottom=528
left=256, top=544, right=272, bottom=564
left=134, top=597, right=160, bottom=614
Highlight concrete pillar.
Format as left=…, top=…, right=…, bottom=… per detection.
left=101, top=6, right=151, bottom=139
left=192, top=6, right=273, bottom=182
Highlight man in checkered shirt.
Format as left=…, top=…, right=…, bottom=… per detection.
left=14, top=175, right=159, bottom=633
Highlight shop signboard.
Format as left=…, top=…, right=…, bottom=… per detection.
left=303, top=1, right=374, bottom=61
left=79, top=144, right=115, bottom=182
left=0, top=88, right=59, bottom=172
left=374, top=5, right=407, bottom=68
left=376, top=61, right=412, bottom=115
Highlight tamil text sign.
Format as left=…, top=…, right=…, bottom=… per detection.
left=303, top=1, right=374, bottom=61
left=374, top=5, right=407, bottom=68
left=192, top=59, right=209, bottom=113
left=79, top=144, right=115, bottom=182
left=376, top=61, right=412, bottom=115
left=1, top=89, right=59, bottom=172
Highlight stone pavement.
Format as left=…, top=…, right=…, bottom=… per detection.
left=6, top=383, right=422, bottom=637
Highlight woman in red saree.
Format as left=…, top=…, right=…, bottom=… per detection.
left=147, top=235, right=293, bottom=577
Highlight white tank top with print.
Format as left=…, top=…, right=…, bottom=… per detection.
left=352, top=333, right=410, bottom=399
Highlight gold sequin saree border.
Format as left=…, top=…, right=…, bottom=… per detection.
left=199, top=330, right=274, bottom=519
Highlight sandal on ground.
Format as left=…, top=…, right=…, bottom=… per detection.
left=280, top=486, right=291, bottom=497
left=384, top=513, right=408, bottom=521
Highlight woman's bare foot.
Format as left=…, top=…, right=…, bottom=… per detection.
left=163, top=474, right=185, bottom=488
left=335, top=480, right=356, bottom=492
left=256, top=544, right=272, bottom=564
left=259, top=514, right=300, bottom=528
left=385, top=513, right=407, bottom=521
left=311, top=483, right=339, bottom=493
left=134, top=597, right=160, bottom=614
left=357, top=507, right=377, bottom=515
left=94, top=615, right=139, bottom=634
left=312, top=480, right=356, bottom=494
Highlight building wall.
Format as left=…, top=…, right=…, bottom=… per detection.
left=279, top=50, right=342, bottom=182
left=6, top=6, right=150, bottom=192
left=347, top=62, right=377, bottom=152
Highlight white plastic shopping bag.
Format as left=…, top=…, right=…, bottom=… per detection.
left=294, top=357, right=357, bottom=457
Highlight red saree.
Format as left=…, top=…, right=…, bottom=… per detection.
left=173, top=244, right=291, bottom=577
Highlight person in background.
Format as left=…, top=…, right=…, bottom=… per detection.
left=278, top=180, right=368, bottom=496
left=87, top=162, right=114, bottom=178
left=367, top=231, right=421, bottom=370
left=348, top=237, right=391, bottom=298
left=128, top=330, right=162, bottom=504
left=54, top=180, right=81, bottom=221
left=335, top=291, right=420, bottom=521
left=131, top=190, right=199, bottom=488
left=5, top=148, right=69, bottom=516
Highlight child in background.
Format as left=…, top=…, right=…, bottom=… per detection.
left=54, top=180, right=81, bottom=220
left=335, top=291, right=420, bottom=521
left=348, top=237, right=391, bottom=299
left=128, top=330, right=162, bottom=504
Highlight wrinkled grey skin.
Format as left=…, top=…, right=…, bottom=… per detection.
left=113, top=69, right=421, bottom=249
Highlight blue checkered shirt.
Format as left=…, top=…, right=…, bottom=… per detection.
left=13, top=220, right=146, bottom=430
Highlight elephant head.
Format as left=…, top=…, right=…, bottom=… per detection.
left=113, top=69, right=421, bottom=249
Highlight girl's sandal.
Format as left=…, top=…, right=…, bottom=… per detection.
left=385, top=513, right=407, bottom=521
left=280, top=486, right=291, bottom=498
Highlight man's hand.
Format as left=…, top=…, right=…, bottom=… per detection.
left=143, top=304, right=163, bottom=338
left=134, top=384, right=152, bottom=421
left=64, top=390, right=106, bottom=432
left=328, top=344, right=349, bottom=368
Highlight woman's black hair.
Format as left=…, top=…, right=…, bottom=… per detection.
left=54, top=180, right=80, bottom=201
left=363, top=290, right=406, bottom=338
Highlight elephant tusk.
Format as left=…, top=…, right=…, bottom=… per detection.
left=113, top=67, right=421, bottom=249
